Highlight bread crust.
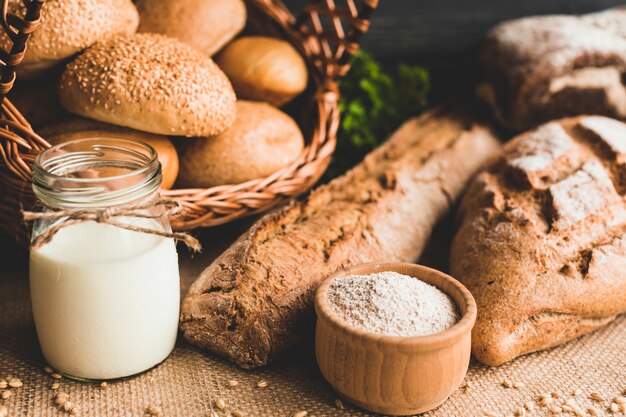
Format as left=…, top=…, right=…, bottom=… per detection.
left=136, top=0, right=246, bottom=56
left=451, top=115, right=626, bottom=365
left=59, top=34, right=236, bottom=137
left=0, top=0, right=139, bottom=79
left=180, top=108, right=501, bottom=368
left=479, top=7, right=626, bottom=130
left=176, top=101, right=303, bottom=187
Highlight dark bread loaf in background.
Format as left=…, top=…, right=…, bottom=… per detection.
left=478, top=7, right=626, bottom=130
left=181, top=108, right=501, bottom=368
left=451, top=115, right=626, bottom=366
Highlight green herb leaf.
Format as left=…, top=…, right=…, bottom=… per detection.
left=325, top=51, right=430, bottom=180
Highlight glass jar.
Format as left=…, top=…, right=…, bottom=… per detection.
left=29, top=138, right=180, bottom=380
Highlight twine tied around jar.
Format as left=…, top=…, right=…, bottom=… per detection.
left=22, top=200, right=202, bottom=252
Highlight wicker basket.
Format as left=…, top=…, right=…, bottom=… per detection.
left=0, top=0, right=378, bottom=241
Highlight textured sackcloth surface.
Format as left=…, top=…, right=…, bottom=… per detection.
left=0, top=223, right=625, bottom=417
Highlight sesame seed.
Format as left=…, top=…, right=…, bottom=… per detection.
left=591, top=393, right=606, bottom=402
left=1, top=390, right=11, bottom=400
left=291, top=411, right=307, bottom=417
left=226, top=380, right=238, bottom=388
left=335, top=398, right=345, bottom=410
left=8, top=378, right=22, bottom=388
left=51, top=373, right=62, bottom=380
left=215, top=399, right=225, bottom=410
left=256, top=380, right=268, bottom=388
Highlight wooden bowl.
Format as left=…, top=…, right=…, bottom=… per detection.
left=314, top=263, right=477, bottom=415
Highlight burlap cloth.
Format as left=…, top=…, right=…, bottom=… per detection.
left=1, top=224, right=625, bottom=417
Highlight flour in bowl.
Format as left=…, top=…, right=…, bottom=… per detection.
left=327, top=271, right=459, bottom=337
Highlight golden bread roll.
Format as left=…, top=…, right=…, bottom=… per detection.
left=216, top=36, right=308, bottom=106
left=39, top=118, right=179, bottom=189
left=59, top=33, right=237, bottom=137
left=0, top=0, right=139, bottom=79
left=136, top=0, right=246, bottom=56
left=177, top=101, right=304, bottom=187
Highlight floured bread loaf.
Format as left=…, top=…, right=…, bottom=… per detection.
left=479, top=7, right=626, bottom=130
left=451, top=115, right=626, bottom=366
left=181, top=108, right=501, bottom=368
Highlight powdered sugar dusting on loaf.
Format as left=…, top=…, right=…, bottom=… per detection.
left=549, top=161, right=618, bottom=228
left=509, top=122, right=574, bottom=173
left=327, top=271, right=459, bottom=337
left=579, top=115, right=626, bottom=155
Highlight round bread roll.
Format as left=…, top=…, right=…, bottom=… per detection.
left=177, top=101, right=304, bottom=187
left=39, top=118, right=179, bottom=189
left=59, top=33, right=237, bottom=137
left=136, top=0, right=246, bottom=57
left=216, top=36, right=308, bottom=106
left=0, top=0, right=139, bottom=79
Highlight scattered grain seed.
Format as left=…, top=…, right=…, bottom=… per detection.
left=0, top=404, right=7, bottom=417
left=572, top=407, right=585, bottom=417
left=562, top=405, right=573, bottom=412
left=610, top=403, right=620, bottom=413
left=291, top=412, right=307, bottom=417
left=501, top=379, right=513, bottom=388
left=548, top=404, right=562, bottom=414
left=591, top=393, right=606, bottom=402
left=232, top=410, right=245, bottom=417
left=50, top=383, right=60, bottom=390
left=587, top=406, right=600, bottom=416
left=62, top=401, right=74, bottom=412
left=8, top=379, right=22, bottom=388
left=145, top=405, right=161, bottom=416
left=100, top=382, right=108, bottom=389
left=215, top=399, right=225, bottom=410
left=226, top=380, right=239, bottom=388
left=482, top=411, right=498, bottom=417
left=44, top=366, right=54, bottom=374
left=51, top=373, right=62, bottom=380
left=551, top=392, right=560, bottom=399
left=1, top=390, right=12, bottom=400
left=620, top=403, right=626, bottom=413
left=614, top=397, right=626, bottom=405
left=0, top=381, right=6, bottom=390
left=335, top=398, right=345, bottom=410
left=514, top=406, right=526, bottom=416
left=524, top=401, right=535, bottom=411
left=540, top=396, right=554, bottom=406
left=513, top=382, right=525, bottom=389
left=256, top=380, right=268, bottom=389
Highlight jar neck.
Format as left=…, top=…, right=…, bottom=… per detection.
left=32, top=138, right=162, bottom=209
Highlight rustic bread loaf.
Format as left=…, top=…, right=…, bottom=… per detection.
left=0, top=0, right=139, bottom=79
left=136, top=0, right=246, bottom=56
left=176, top=101, right=303, bottom=187
left=450, top=115, right=626, bottom=366
left=478, top=7, right=626, bottom=130
left=59, top=34, right=236, bottom=137
left=181, top=108, right=501, bottom=368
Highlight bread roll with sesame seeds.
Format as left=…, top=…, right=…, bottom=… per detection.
left=176, top=101, right=304, bottom=187
left=136, top=0, right=246, bottom=57
left=39, top=117, right=180, bottom=189
left=0, top=0, right=139, bottom=79
left=58, top=33, right=237, bottom=137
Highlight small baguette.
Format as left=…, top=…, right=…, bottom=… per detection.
left=180, top=108, right=502, bottom=368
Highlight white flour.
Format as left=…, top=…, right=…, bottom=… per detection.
left=327, top=271, right=459, bottom=337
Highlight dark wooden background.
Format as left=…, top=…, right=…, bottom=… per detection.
left=292, top=0, right=626, bottom=99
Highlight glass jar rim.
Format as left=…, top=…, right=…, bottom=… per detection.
left=32, top=137, right=162, bottom=208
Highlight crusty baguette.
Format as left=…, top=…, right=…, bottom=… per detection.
left=181, top=108, right=501, bottom=368
left=451, top=115, right=626, bottom=366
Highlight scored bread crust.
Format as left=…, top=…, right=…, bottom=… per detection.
left=479, top=7, right=626, bottom=130
left=0, top=0, right=139, bottom=79
left=451, top=115, right=626, bottom=366
left=59, top=34, right=236, bottom=137
left=180, top=108, right=501, bottom=368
